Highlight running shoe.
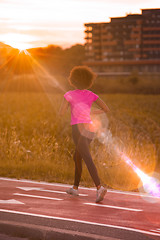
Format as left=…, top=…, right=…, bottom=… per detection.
left=96, top=186, right=107, bottom=203
left=66, top=186, right=79, bottom=196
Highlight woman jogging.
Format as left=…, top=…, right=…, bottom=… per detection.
left=58, top=66, right=110, bottom=203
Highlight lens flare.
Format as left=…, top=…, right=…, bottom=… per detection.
left=77, top=112, right=108, bottom=140
left=118, top=151, right=160, bottom=197
left=98, top=125, right=160, bottom=198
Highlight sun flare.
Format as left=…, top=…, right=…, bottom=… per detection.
left=1, top=33, right=35, bottom=50
left=11, top=43, right=29, bottom=51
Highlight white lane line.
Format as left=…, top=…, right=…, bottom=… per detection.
left=17, top=187, right=88, bottom=197
left=84, top=203, right=142, bottom=212
left=1, top=177, right=159, bottom=199
left=0, top=209, right=160, bottom=237
left=17, top=187, right=42, bottom=191
left=14, top=193, right=63, bottom=201
left=150, top=230, right=160, bottom=233
left=0, top=177, right=71, bottom=188
left=107, top=189, right=160, bottom=199
left=0, top=199, right=24, bottom=204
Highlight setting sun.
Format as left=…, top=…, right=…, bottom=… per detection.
left=1, top=33, right=35, bottom=50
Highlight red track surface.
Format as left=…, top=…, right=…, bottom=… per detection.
left=0, top=178, right=160, bottom=239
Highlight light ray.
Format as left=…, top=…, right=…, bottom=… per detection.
left=21, top=50, right=66, bottom=113
left=0, top=54, right=15, bottom=70
left=1, top=51, right=20, bottom=93
left=25, top=50, right=66, bottom=92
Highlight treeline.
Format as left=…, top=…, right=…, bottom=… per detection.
left=1, top=44, right=85, bottom=75
left=29, top=44, right=85, bottom=76
left=1, top=43, right=160, bottom=94
left=0, top=44, right=85, bottom=92
left=28, top=44, right=85, bottom=90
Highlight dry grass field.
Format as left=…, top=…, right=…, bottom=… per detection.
left=0, top=86, right=159, bottom=192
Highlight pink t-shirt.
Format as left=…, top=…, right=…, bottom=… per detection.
left=64, top=89, right=99, bottom=125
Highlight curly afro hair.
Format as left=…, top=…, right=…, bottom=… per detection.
left=68, top=66, right=97, bottom=90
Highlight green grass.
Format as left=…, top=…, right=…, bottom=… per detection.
left=0, top=91, right=159, bottom=191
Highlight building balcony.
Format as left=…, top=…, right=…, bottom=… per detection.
left=92, top=42, right=101, bottom=46
left=143, top=27, right=160, bottom=31
left=85, top=30, right=92, bottom=33
left=132, top=26, right=141, bottom=31
left=101, top=35, right=113, bottom=40
left=93, top=30, right=101, bottom=34
left=136, top=20, right=142, bottom=24
left=124, top=40, right=141, bottom=45
left=143, top=34, right=160, bottom=37
left=128, top=48, right=141, bottom=52
left=83, top=59, right=160, bottom=66
left=143, top=40, right=160, bottom=44
left=93, top=36, right=101, bottom=40
left=134, top=54, right=141, bottom=58
left=130, top=33, right=141, bottom=38
left=101, top=29, right=108, bottom=33
left=143, top=47, right=160, bottom=51
left=85, top=36, right=92, bottom=40
left=102, top=41, right=117, bottom=46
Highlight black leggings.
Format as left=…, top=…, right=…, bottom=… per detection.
left=72, top=124, right=100, bottom=187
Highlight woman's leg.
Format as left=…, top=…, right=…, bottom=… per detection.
left=73, top=148, right=82, bottom=187
left=77, top=135, right=100, bottom=187
left=70, top=125, right=106, bottom=202
left=72, top=124, right=100, bottom=188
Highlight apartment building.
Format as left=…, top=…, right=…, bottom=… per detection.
left=84, top=8, right=160, bottom=75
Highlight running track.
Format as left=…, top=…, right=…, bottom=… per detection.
left=0, top=178, right=160, bottom=240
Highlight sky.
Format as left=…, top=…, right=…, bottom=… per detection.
left=0, top=0, right=159, bottom=49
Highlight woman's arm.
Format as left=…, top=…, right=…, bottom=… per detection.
left=93, top=97, right=110, bottom=114
left=58, top=97, right=69, bottom=116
